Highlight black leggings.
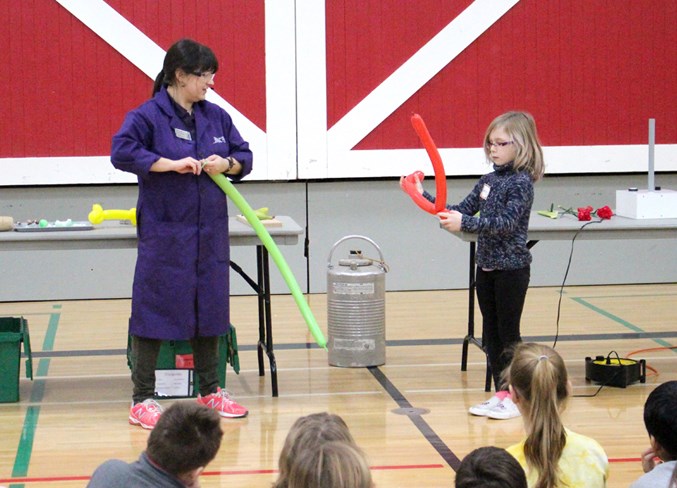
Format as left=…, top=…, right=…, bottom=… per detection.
left=475, top=266, right=530, bottom=391
left=131, top=335, right=220, bottom=403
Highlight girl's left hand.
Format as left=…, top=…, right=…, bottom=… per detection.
left=438, top=210, right=463, bottom=232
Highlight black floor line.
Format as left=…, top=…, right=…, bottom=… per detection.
left=367, top=366, right=462, bottom=472
left=28, top=330, right=676, bottom=358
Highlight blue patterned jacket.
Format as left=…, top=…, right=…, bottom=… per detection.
left=424, top=163, right=534, bottom=270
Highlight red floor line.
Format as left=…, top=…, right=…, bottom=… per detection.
left=0, top=459, right=638, bottom=484
left=609, top=457, right=641, bottom=463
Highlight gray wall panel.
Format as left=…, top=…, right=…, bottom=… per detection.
left=1, top=174, right=675, bottom=301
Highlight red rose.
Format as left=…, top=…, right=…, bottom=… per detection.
left=577, top=206, right=593, bottom=221
left=596, top=205, right=613, bottom=219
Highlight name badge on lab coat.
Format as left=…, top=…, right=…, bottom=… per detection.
left=174, top=128, right=192, bottom=141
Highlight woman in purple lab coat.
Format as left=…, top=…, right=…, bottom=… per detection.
left=112, top=38, right=252, bottom=429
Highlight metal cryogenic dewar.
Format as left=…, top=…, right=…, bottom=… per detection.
left=327, top=235, right=388, bottom=367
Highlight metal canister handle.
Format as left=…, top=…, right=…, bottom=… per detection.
left=327, top=235, right=385, bottom=268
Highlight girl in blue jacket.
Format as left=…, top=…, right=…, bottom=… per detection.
left=404, top=111, right=544, bottom=420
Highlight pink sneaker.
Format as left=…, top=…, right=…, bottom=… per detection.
left=197, top=388, right=248, bottom=418
left=129, top=399, right=164, bottom=429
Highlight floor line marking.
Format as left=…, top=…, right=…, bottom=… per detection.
left=368, top=366, right=461, bottom=472
left=11, top=305, right=61, bottom=486
left=0, top=462, right=447, bottom=484
left=571, top=297, right=675, bottom=349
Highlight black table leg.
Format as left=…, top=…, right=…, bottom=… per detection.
left=229, top=246, right=279, bottom=397
left=257, top=246, right=278, bottom=397
left=460, top=242, right=492, bottom=392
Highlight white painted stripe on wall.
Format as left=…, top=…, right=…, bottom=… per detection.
left=296, top=0, right=329, bottom=179
left=326, top=144, right=677, bottom=179
left=53, top=0, right=272, bottom=179
left=4, top=145, right=675, bottom=185
left=265, top=0, right=298, bottom=180
left=1, top=156, right=136, bottom=185
left=326, top=0, right=520, bottom=159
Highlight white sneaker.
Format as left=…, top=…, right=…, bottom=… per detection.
left=486, top=396, right=521, bottom=420
left=468, top=395, right=503, bottom=416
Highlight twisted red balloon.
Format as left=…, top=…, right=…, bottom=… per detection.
left=403, top=114, right=447, bottom=214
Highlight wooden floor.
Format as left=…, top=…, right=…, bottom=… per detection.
left=0, top=284, right=675, bottom=487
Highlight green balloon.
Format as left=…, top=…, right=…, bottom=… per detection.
left=208, top=173, right=327, bottom=349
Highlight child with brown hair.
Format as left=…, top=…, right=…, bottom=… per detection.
left=273, top=412, right=369, bottom=488
left=286, top=440, right=373, bottom=488
left=505, top=343, right=608, bottom=487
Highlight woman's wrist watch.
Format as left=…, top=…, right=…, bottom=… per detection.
left=226, top=156, right=235, bottom=173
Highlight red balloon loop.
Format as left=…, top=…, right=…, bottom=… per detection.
left=408, top=114, right=447, bottom=213
left=402, top=171, right=436, bottom=214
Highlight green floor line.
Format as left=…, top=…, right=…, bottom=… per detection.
left=10, top=305, right=61, bottom=487
left=568, top=292, right=677, bottom=299
left=571, top=297, right=674, bottom=349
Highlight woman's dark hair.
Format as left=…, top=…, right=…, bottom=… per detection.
left=152, top=38, right=219, bottom=96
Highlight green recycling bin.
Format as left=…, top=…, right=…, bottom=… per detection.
left=0, top=317, right=33, bottom=403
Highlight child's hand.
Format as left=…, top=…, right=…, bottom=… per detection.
left=640, top=446, right=659, bottom=473
left=399, top=175, right=423, bottom=194
left=438, top=210, right=463, bottom=232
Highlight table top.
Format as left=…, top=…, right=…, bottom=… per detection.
left=451, top=212, right=677, bottom=242
left=0, top=216, right=303, bottom=250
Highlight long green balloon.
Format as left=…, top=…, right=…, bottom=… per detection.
left=209, top=172, right=327, bottom=349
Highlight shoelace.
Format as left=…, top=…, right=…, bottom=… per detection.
left=143, top=400, right=162, bottom=413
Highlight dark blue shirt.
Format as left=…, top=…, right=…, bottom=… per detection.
left=425, top=163, right=534, bottom=270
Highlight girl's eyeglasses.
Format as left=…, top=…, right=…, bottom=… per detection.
left=487, top=141, right=514, bottom=148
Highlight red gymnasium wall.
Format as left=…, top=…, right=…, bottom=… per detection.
left=1, top=0, right=265, bottom=159
left=327, top=0, right=677, bottom=150
left=2, top=1, right=675, bottom=167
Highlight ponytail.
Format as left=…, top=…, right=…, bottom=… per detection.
left=152, top=70, right=166, bottom=97
left=508, top=344, right=568, bottom=488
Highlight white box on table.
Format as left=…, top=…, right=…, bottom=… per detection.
left=615, top=189, right=677, bottom=219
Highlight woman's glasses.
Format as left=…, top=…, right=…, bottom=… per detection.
left=193, top=71, right=216, bottom=82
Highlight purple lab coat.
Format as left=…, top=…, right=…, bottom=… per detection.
left=111, top=87, right=252, bottom=340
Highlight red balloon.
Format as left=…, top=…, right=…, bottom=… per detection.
left=404, top=114, right=447, bottom=214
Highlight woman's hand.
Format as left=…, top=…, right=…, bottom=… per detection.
left=151, top=157, right=202, bottom=174
left=438, top=210, right=463, bottom=232
left=174, top=157, right=203, bottom=175
left=201, top=155, right=226, bottom=175
left=202, top=155, right=241, bottom=175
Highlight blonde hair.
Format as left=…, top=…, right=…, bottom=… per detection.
left=287, top=441, right=373, bottom=488
left=273, top=412, right=357, bottom=488
left=506, top=343, right=568, bottom=488
left=483, top=111, right=545, bottom=181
